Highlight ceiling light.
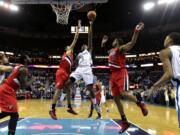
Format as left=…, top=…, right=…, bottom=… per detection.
left=143, top=2, right=155, bottom=11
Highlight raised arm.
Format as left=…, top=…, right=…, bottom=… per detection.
left=0, top=65, right=13, bottom=72
left=119, top=22, right=144, bottom=53
left=101, top=35, right=109, bottom=48
left=68, top=20, right=81, bottom=51
left=88, top=21, right=93, bottom=53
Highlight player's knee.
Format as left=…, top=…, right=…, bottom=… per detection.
left=118, top=90, right=125, bottom=96
left=62, top=89, right=66, bottom=94
left=114, top=95, right=120, bottom=102
left=9, top=113, right=19, bottom=123
left=87, top=84, right=93, bottom=90
left=11, top=113, right=19, bottom=121
left=90, top=91, right=95, bottom=98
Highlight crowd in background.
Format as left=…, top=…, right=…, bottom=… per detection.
left=6, top=53, right=161, bottom=66
left=14, top=67, right=176, bottom=108
left=3, top=48, right=175, bottom=108
left=129, top=71, right=176, bottom=107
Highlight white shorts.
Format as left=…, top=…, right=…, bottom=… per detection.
left=100, top=95, right=106, bottom=104
left=70, top=66, right=93, bottom=85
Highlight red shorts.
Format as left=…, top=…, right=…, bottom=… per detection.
left=56, top=69, right=69, bottom=90
left=0, top=84, right=18, bottom=113
left=96, top=91, right=101, bottom=104
left=110, top=68, right=129, bottom=97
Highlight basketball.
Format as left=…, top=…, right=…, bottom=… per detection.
left=87, top=10, right=97, bottom=21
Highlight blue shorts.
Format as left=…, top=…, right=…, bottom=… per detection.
left=176, top=83, right=180, bottom=128
left=173, top=78, right=180, bottom=128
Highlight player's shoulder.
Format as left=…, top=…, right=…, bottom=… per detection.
left=159, top=48, right=171, bottom=58
left=160, top=48, right=170, bottom=54
left=66, top=50, right=73, bottom=56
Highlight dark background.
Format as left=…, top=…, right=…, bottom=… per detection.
left=0, top=0, right=180, bottom=55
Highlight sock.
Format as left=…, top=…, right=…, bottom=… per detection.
left=8, top=131, right=15, bottom=135
left=121, top=115, right=127, bottom=121
left=92, top=98, right=96, bottom=104
left=51, top=104, right=56, bottom=110
left=106, top=107, right=109, bottom=112
left=68, top=104, right=72, bottom=109
left=136, top=100, right=141, bottom=105
left=94, top=104, right=101, bottom=114
left=60, top=93, right=66, bottom=103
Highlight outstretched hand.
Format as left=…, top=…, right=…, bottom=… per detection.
left=101, top=35, right=109, bottom=47
left=78, top=20, right=81, bottom=30
left=135, top=22, right=144, bottom=32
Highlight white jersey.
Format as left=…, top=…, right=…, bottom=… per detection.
left=169, top=45, right=180, bottom=127
left=169, top=46, right=180, bottom=80
left=70, top=49, right=94, bottom=85
left=101, top=85, right=105, bottom=96
left=78, top=49, right=92, bottom=67
left=100, top=85, right=106, bottom=103
left=0, top=73, right=5, bottom=84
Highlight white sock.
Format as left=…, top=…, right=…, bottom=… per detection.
left=59, top=93, right=66, bottom=103
left=92, top=98, right=96, bottom=105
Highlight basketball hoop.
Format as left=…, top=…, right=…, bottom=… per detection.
left=51, top=3, right=72, bottom=25
left=51, top=0, right=87, bottom=25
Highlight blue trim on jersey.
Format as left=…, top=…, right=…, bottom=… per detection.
left=176, top=83, right=180, bottom=128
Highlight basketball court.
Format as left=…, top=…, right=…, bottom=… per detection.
left=0, top=118, right=148, bottom=135
left=0, top=100, right=179, bottom=135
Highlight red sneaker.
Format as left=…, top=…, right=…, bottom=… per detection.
left=49, top=109, right=57, bottom=120
left=137, top=102, right=148, bottom=116
left=67, top=108, right=78, bottom=115
left=119, top=121, right=131, bottom=133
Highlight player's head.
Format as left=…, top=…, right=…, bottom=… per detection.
left=97, top=79, right=102, bottom=85
left=164, top=32, right=180, bottom=48
left=81, top=44, right=88, bottom=51
left=112, top=38, right=124, bottom=47
left=18, top=55, right=31, bottom=65
left=0, top=53, right=9, bottom=64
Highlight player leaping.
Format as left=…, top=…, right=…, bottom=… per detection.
left=67, top=20, right=102, bottom=119
left=101, top=22, right=148, bottom=133
left=49, top=20, right=80, bottom=120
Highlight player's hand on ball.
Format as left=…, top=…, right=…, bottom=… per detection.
left=135, top=22, right=144, bottom=32
left=101, top=35, right=109, bottom=47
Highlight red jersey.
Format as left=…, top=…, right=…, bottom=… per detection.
left=108, top=48, right=126, bottom=71
left=93, top=83, right=101, bottom=103
left=59, top=52, right=73, bottom=73
left=93, top=83, right=101, bottom=92
left=4, top=65, right=26, bottom=91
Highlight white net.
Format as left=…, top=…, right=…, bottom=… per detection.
left=51, top=3, right=72, bottom=25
